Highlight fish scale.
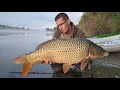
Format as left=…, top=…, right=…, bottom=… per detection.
left=25, top=38, right=90, bottom=64
left=14, top=38, right=109, bottom=76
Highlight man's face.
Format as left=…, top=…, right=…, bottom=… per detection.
left=56, top=17, right=70, bottom=34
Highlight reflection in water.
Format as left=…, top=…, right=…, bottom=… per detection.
left=9, top=72, right=53, bottom=78
left=8, top=70, right=91, bottom=78
left=9, top=68, right=87, bottom=78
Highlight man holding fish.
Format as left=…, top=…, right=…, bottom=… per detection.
left=14, top=13, right=109, bottom=77
left=50, top=13, right=93, bottom=75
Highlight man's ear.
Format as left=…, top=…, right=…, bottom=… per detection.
left=67, top=18, right=71, bottom=24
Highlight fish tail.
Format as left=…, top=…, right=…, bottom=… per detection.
left=13, top=54, right=33, bottom=77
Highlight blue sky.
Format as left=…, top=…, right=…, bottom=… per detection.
left=0, top=12, right=83, bottom=30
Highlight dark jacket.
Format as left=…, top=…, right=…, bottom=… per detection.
left=52, top=22, right=86, bottom=39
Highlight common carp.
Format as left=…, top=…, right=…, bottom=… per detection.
left=14, top=38, right=109, bottom=77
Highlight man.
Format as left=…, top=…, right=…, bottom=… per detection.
left=50, top=13, right=93, bottom=75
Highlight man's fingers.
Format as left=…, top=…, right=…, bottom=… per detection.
left=47, top=59, right=51, bottom=64
left=46, top=58, right=56, bottom=64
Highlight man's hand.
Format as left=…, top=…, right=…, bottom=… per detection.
left=46, top=58, right=56, bottom=64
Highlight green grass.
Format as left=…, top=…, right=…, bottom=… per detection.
left=93, top=32, right=120, bottom=38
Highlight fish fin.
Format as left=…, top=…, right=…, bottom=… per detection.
left=22, top=62, right=32, bottom=77
left=80, top=59, right=90, bottom=70
left=60, top=34, right=70, bottom=39
left=88, top=62, right=91, bottom=69
left=88, top=60, right=93, bottom=69
left=63, top=63, right=71, bottom=74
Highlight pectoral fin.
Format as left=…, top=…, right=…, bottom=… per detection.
left=22, top=62, right=32, bottom=77
left=80, top=59, right=90, bottom=70
left=63, top=63, right=71, bottom=74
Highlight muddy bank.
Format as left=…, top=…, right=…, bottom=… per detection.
left=81, top=62, right=120, bottom=78
left=82, top=51, right=120, bottom=78
left=94, top=51, right=120, bottom=67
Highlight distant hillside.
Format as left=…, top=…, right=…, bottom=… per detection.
left=0, top=24, right=30, bottom=30
left=78, top=12, right=120, bottom=37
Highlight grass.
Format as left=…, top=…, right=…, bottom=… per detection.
left=92, top=32, right=120, bottom=38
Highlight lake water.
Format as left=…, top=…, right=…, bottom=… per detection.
left=0, top=29, right=120, bottom=78
left=0, top=29, right=54, bottom=78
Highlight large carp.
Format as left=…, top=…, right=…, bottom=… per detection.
left=14, top=38, right=109, bottom=77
